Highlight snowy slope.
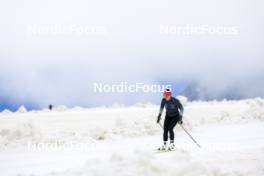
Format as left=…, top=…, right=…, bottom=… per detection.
left=0, top=98, right=264, bottom=176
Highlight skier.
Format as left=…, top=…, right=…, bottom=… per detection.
left=49, top=104, right=53, bottom=111
left=157, top=88, right=184, bottom=150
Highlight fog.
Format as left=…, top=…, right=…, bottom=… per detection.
left=0, top=0, right=263, bottom=109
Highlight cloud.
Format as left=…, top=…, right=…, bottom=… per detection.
left=0, top=0, right=264, bottom=108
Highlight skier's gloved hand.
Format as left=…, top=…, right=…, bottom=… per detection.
left=178, top=120, right=183, bottom=125
left=178, top=114, right=183, bottom=124
left=157, top=114, right=161, bottom=123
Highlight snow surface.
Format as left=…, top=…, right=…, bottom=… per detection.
left=0, top=98, right=264, bottom=176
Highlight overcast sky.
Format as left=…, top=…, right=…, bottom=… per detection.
left=0, top=0, right=264, bottom=110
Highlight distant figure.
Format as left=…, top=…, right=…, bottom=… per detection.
left=49, top=104, right=53, bottom=111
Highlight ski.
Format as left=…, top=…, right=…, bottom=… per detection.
left=155, top=148, right=176, bottom=153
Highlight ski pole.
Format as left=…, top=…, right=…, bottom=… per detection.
left=180, top=124, right=201, bottom=148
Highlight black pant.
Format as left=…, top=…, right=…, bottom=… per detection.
left=163, top=114, right=179, bottom=142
